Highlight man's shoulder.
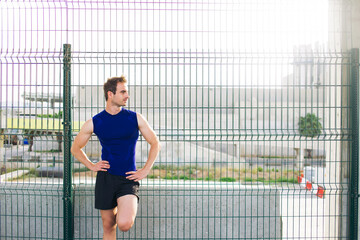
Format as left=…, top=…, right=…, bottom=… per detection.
left=80, top=118, right=94, bottom=134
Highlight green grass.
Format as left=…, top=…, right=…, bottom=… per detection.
left=304, top=156, right=326, bottom=159
left=73, top=167, right=89, bottom=173
left=274, top=177, right=298, bottom=184
left=205, top=177, right=216, bottom=181
left=34, top=149, right=61, bottom=153
left=163, top=175, right=195, bottom=180
left=164, top=176, right=178, bottom=180
left=37, top=111, right=63, bottom=119
left=179, top=175, right=195, bottom=180
left=220, top=177, right=236, bottom=182
left=9, top=168, right=38, bottom=181
left=6, top=164, right=298, bottom=185
left=147, top=165, right=298, bottom=184
left=152, top=165, right=168, bottom=170
left=244, top=176, right=297, bottom=184
left=196, top=177, right=216, bottom=181
left=244, top=177, right=255, bottom=182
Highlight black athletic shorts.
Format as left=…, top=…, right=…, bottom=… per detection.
left=95, top=171, right=140, bottom=210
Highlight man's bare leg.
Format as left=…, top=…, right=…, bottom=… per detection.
left=116, top=194, right=138, bottom=232
left=100, top=208, right=117, bottom=240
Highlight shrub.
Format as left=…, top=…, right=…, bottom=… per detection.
left=37, top=111, right=63, bottom=119
left=299, top=113, right=322, bottom=138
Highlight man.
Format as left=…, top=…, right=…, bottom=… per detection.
left=71, top=76, right=160, bottom=239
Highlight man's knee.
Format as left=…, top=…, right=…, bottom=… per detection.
left=117, top=218, right=134, bottom=232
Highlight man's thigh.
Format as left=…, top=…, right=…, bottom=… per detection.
left=116, top=195, right=138, bottom=222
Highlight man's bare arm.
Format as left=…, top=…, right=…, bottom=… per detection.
left=126, top=113, right=161, bottom=181
left=71, top=119, right=110, bottom=172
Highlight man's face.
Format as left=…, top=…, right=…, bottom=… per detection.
left=110, top=82, right=129, bottom=107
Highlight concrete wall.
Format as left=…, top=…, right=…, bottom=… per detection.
left=0, top=184, right=64, bottom=239
left=1, top=182, right=281, bottom=239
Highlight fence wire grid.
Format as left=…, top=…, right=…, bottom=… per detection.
left=0, top=0, right=358, bottom=239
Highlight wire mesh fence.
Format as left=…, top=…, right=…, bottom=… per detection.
left=0, top=0, right=358, bottom=239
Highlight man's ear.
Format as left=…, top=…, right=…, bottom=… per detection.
left=107, top=91, right=113, bottom=99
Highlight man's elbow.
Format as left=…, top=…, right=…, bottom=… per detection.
left=70, top=145, right=78, bottom=155
left=154, top=139, right=161, bottom=151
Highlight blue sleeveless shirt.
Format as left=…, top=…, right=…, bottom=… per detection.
left=92, top=108, right=139, bottom=176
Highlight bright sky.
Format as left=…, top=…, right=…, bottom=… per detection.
left=1, top=0, right=329, bottom=105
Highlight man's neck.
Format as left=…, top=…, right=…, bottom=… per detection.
left=105, top=104, right=122, bottom=115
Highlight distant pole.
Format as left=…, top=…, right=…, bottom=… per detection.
left=63, top=43, right=73, bottom=240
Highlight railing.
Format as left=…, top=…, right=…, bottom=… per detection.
left=0, top=1, right=358, bottom=239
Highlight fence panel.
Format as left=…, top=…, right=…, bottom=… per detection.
left=0, top=1, right=357, bottom=239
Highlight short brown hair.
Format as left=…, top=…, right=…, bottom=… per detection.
left=103, top=76, right=127, bottom=101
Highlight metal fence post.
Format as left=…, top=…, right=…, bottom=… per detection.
left=63, top=43, right=73, bottom=240
left=350, top=48, right=359, bottom=240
